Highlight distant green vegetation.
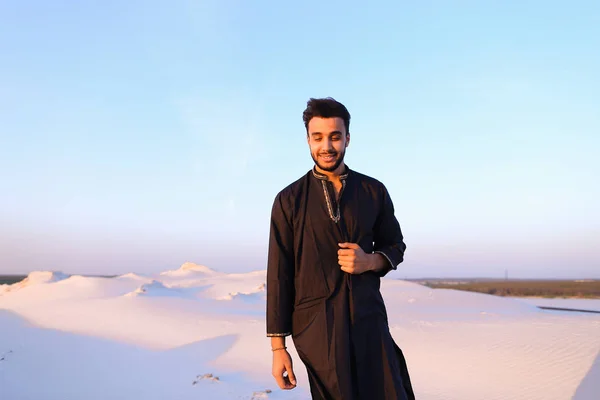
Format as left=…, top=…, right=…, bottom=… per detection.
left=421, top=280, right=600, bottom=298
left=0, top=275, right=27, bottom=285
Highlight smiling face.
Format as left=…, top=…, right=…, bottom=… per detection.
left=307, top=116, right=350, bottom=174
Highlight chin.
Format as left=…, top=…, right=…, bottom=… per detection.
left=317, top=164, right=335, bottom=172
left=317, top=159, right=343, bottom=172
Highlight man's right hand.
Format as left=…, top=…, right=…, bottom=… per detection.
left=272, top=349, right=297, bottom=390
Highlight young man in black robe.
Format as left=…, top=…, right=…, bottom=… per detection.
left=266, top=97, right=415, bottom=400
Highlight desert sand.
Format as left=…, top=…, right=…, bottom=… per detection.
left=1, top=262, right=599, bottom=400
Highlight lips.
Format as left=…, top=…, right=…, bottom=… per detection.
left=320, top=153, right=336, bottom=162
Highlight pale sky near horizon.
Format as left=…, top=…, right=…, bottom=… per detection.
left=1, top=1, right=598, bottom=279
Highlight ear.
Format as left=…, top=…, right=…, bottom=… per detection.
left=345, top=133, right=350, bottom=147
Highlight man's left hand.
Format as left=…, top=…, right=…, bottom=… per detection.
left=337, top=243, right=376, bottom=274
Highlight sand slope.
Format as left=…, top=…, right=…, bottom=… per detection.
left=1, top=264, right=599, bottom=400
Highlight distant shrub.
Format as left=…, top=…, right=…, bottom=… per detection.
left=424, top=280, right=600, bottom=298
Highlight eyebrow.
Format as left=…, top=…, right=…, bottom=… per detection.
left=310, top=130, right=344, bottom=136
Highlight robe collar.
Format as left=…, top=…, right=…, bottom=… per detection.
left=311, top=165, right=350, bottom=181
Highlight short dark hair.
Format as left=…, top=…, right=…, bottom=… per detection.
left=302, top=97, right=351, bottom=134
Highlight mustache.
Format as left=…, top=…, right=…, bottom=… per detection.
left=319, top=151, right=338, bottom=156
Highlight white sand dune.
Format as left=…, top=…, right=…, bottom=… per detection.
left=1, top=264, right=599, bottom=400
left=2, top=271, right=70, bottom=294
left=117, top=272, right=152, bottom=281
left=125, top=280, right=189, bottom=297
left=216, top=283, right=266, bottom=302
left=160, top=262, right=221, bottom=277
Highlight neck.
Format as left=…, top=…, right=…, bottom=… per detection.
left=315, top=163, right=346, bottom=181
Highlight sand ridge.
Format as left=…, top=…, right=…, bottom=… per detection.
left=0, top=264, right=599, bottom=399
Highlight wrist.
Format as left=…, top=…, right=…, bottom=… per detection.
left=367, top=253, right=376, bottom=271
left=369, top=253, right=385, bottom=272
left=271, top=336, right=285, bottom=349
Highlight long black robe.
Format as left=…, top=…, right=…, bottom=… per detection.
left=266, top=166, right=415, bottom=400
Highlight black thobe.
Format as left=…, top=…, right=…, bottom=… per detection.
left=266, top=166, right=415, bottom=400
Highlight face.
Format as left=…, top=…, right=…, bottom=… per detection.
left=307, top=117, right=350, bottom=173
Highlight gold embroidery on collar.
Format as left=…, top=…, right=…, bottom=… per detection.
left=320, top=179, right=346, bottom=223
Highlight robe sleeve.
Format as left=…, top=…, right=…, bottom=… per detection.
left=266, top=191, right=295, bottom=337
left=372, top=184, right=406, bottom=277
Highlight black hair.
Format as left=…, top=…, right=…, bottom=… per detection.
left=302, top=97, right=351, bottom=134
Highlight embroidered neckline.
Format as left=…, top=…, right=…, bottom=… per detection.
left=320, top=179, right=346, bottom=223
left=311, top=165, right=349, bottom=181
left=311, top=166, right=349, bottom=223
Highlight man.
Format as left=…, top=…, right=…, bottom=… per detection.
left=266, top=97, right=415, bottom=400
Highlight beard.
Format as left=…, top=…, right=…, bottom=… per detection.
left=311, top=148, right=346, bottom=172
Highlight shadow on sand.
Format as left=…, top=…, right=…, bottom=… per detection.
left=572, top=349, right=600, bottom=400
left=0, top=309, right=269, bottom=399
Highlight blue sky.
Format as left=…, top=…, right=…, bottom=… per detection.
left=1, top=1, right=598, bottom=278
